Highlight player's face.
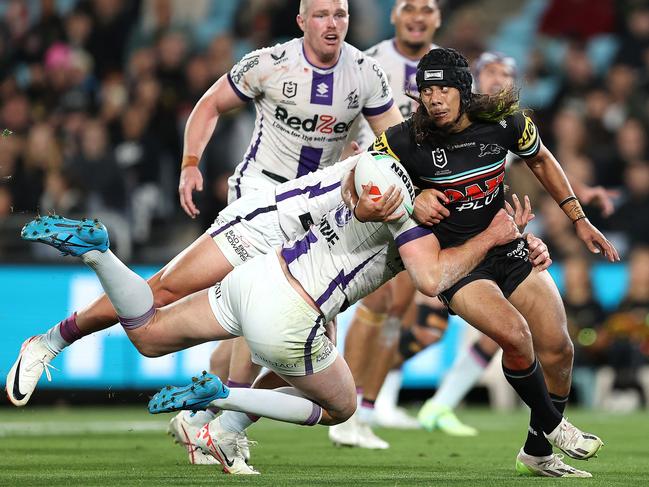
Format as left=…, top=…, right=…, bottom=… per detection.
left=392, top=0, right=440, bottom=48
left=477, top=62, right=514, bottom=95
left=420, top=85, right=461, bottom=127
left=298, top=0, right=349, bottom=64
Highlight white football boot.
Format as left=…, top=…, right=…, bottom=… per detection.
left=6, top=336, right=57, bottom=406
left=195, top=418, right=259, bottom=474
left=545, top=418, right=603, bottom=460
left=168, top=412, right=218, bottom=465
left=374, top=406, right=421, bottom=429
left=329, top=413, right=360, bottom=447
left=356, top=421, right=390, bottom=449
left=516, top=448, right=592, bottom=477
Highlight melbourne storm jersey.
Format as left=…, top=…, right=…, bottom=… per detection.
left=227, top=38, right=394, bottom=197
left=354, top=39, right=438, bottom=148
left=371, top=112, right=541, bottom=248
left=281, top=206, right=433, bottom=322
left=275, top=155, right=358, bottom=238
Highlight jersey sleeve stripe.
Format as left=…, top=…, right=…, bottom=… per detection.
left=315, top=251, right=380, bottom=307
left=281, top=230, right=318, bottom=265
left=362, top=98, right=394, bottom=117
left=227, top=73, right=253, bottom=102
left=395, top=224, right=434, bottom=248
left=512, top=136, right=541, bottom=158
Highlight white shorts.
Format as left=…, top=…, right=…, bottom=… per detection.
left=227, top=165, right=279, bottom=204
left=207, top=190, right=286, bottom=267
left=208, top=253, right=338, bottom=376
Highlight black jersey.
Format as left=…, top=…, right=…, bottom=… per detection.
left=371, top=112, right=541, bottom=247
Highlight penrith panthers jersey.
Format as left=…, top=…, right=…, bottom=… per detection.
left=371, top=112, right=541, bottom=248
left=227, top=38, right=394, bottom=198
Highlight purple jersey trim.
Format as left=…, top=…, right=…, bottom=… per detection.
left=395, top=224, right=434, bottom=248
left=303, top=315, right=324, bottom=375
left=362, top=98, right=394, bottom=117
left=227, top=73, right=253, bottom=102
left=276, top=180, right=341, bottom=203
left=315, top=251, right=380, bottom=308
left=234, top=114, right=264, bottom=200
left=297, top=146, right=324, bottom=177
left=281, top=230, right=318, bottom=265
left=210, top=205, right=278, bottom=237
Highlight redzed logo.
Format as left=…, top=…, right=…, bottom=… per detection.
left=274, top=106, right=354, bottom=134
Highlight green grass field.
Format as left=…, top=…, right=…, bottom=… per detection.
left=0, top=406, right=647, bottom=486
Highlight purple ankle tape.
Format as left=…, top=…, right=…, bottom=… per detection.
left=302, top=403, right=322, bottom=426
left=118, top=307, right=155, bottom=330
left=59, top=313, right=83, bottom=343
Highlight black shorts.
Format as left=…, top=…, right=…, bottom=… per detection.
left=439, top=237, right=533, bottom=314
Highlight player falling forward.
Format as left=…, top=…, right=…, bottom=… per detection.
left=19, top=152, right=599, bottom=476
left=5, top=0, right=403, bottom=464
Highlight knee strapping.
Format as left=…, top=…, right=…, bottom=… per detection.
left=355, top=304, right=387, bottom=327
left=417, top=304, right=449, bottom=333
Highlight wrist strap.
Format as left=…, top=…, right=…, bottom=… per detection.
left=181, top=155, right=199, bottom=170
left=559, top=195, right=577, bottom=208
left=561, top=197, right=586, bottom=223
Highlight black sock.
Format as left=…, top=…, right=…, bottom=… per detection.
left=471, top=341, right=495, bottom=364
left=503, top=359, right=562, bottom=435
left=524, top=392, right=569, bottom=457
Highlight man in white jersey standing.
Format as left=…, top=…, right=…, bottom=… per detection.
left=5, top=0, right=402, bottom=466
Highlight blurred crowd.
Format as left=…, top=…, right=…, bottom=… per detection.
left=0, top=0, right=648, bottom=406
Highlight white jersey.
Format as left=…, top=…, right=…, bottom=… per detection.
left=275, top=155, right=358, bottom=239
left=227, top=38, right=394, bottom=199
left=281, top=205, right=433, bottom=322
left=354, top=39, right=438, bottom=148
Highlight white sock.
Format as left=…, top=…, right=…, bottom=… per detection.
left=81, top=249, right=154, bottom=321
left=432, top=345, right=489, bottom=409
left=375, top=369, right=402, bottom=413
left=212, top=387, right=323, bottom=426
left=42, top=325, right=69, bottom=355
left=183, top=409, right=216, bottom=427
left=219, top=411, right=254, bottom=434
left=357, top=403, right=375, bottom=424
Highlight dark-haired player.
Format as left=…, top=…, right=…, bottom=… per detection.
left=371, top=47, right=617, bottom=478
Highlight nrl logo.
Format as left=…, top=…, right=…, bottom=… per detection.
left=479, top=143, right=505, bottom=157
left=432, top=147, right=448, bottom=168
left=282, top=81, right=297, bottom=98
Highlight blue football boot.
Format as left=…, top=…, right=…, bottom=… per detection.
left=21, top=215, right=109, bottom=256
left=149, top=371, right=230, bottom=414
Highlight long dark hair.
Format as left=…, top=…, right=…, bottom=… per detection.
left=406, top=87, right=521, bottom=145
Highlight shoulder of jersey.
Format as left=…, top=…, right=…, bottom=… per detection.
left=363, top=39, right=391, bottom=60
left=239, top=39, right=298, bottom=66
left=344, top=41, right=377, bottom=70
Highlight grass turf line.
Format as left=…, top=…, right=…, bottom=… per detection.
left=0, top=407, right=647, bottom=486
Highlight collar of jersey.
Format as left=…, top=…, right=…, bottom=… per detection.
left=389, top=39, right=438, bottom=67
left=301, top=38, right=344, bottom=72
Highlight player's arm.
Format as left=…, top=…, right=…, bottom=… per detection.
left=179, top=75, right=248, bottom=218
left=365, top=103, right=403, bottom=137
left=523, top=143, right=619, bottom=262
left=397, top=209, right=520, bottom=297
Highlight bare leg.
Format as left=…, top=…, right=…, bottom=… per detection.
left=227, top=337, right=261, bottom=386
left=508, top=269, right=573, bottom=396
left=124, top=290, right=236, bottom=356
left=209, top=340, right=233, bottom=382
left=76, top=234, right=233, bottom=335
left=343, top=285, right=390, bottom=390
